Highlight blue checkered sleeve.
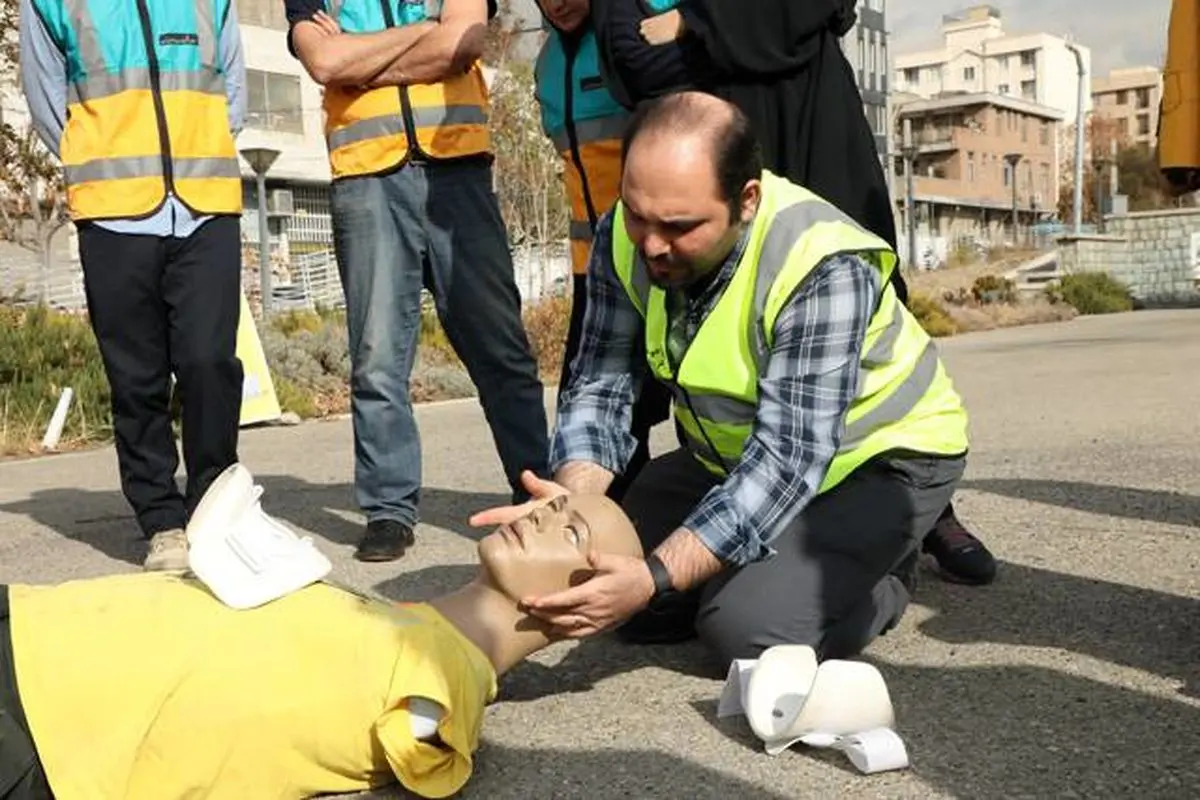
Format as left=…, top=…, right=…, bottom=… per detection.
left=683, top=253, right=882, bottom=566
left=549, top=212, right=645, bottom=476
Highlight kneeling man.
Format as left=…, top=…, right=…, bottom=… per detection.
left=475, top=90, right=970, bottom=668
left=0, top=485, right=640, bottom=799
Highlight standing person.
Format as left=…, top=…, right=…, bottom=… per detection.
left=20, top=0, right=249, bottom=571
left=587, top=0, right=997, bottom=585
left=286, top=0, right=550, bottom=562
left=532, top=0, right=671, bottom=501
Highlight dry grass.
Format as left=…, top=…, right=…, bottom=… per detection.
left=901, top=248, right=1080, bottom=336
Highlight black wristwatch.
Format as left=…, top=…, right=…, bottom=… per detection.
left=645, top=553, right=676, bottom=600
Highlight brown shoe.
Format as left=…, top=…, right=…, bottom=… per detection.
left=144, top=529, right=190, bottom=572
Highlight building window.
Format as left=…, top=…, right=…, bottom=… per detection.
left=1039, top=163, right=1050, bottom=199
left=998, top=83, right=1009, bottom=94
left=1021, top=79, right=1037, bottom=100
left=963, top=66, right=976, bottom=81
left=1136, top=88, right=1150, bottom=109
left=999, top=55, right=1010, bottom=70
left=246, top=70, right=304, bottom=135
left=1118, top=117, right=1129, bottom=136
left=904, top=67, right=919, bottom=84
left=1039, top=120, right=1049, bottom=145
left=1021, top=116, right=1028, bottom=142
left=967, top=152, right=975, bottom=182
left=1003, top=161, right=1012, bottom=187
left=1137, top=113, right=1150, bottom=135
left=1020, top=50, right=1036, bottom=68
left=1116, top=90, right=1128, bottom=105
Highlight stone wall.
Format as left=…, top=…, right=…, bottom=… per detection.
left=1057, top=208, right=1200, bottom=305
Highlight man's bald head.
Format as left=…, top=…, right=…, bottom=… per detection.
left=621, top=91, right=763, bottom=220
left=616, top=92, right=764, bottom=290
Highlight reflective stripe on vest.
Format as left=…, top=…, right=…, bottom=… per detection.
left=34, top=0, right=242, bottom=220
left=323, top=0, right=491, bottom=179
left=610, top=170, right=969, bottom=490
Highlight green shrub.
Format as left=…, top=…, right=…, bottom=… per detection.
left=0, top=304, right=112, bottom=453
left=907, top=293, right=959, bottom=337
left=1051, top=272, right=1134, bottom=315
left=971, top=274, right=1017, bottom=305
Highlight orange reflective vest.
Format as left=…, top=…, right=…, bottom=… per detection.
left=31, top=0, right=242, bottom=221
left=323, top=0, right=492, bottom=179
left=535, top=25, right=627, bottom=275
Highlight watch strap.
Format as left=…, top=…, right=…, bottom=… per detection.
left=645, top=553, right=675, bottom=598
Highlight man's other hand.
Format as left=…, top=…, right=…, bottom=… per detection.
left=639, top=10, right=685, bottom=45
left=467, top=470, right=570, bottom=527
left=309, top=10, right=342, bottom=36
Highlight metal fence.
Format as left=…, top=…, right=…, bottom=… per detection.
left=2, top=184, right=571, bottom=316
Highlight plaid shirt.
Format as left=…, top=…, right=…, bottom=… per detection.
left=550, top=210, right=881, bottom=567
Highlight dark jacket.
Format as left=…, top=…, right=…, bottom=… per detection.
left=591, top=0, right=905, bottom=299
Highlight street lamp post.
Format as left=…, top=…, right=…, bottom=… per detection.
left=1004, top=153, right=1022, bottom=246
left=901, top=117, right=918, bottom=270
left=1065, top=41, right=1087, bottom=235
left=239, top=147, right=282, bottom=315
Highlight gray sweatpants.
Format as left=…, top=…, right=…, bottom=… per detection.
left=616, top=447, right=965, bottom=666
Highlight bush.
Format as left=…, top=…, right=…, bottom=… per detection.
left=522, top=293, right=572, bottom=380
left=907, top=293, right=959, bottom=337
left=1051, top=272, right=1134, bottom=315
left=0, top=304, right=112, bottom=454
left=971, top=274, right=1017, bottom=305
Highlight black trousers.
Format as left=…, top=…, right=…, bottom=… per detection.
left=78, top=217, right=243, bottom=538
left=557, top=273, right=672, bottom=502
left=0, top=587, right=52, bottom=800
left=618, top=448, right=965, bottom=666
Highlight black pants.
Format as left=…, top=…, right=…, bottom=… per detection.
left=617, top=448, right=965, bottom=666
left=78, top=217, right=244, bottom=538
left=558, top=274, right=671, bottom=502
left=0, top=588, right=52, bottom=800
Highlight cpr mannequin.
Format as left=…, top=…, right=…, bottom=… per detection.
left=0, top=475, right=641, bottom=800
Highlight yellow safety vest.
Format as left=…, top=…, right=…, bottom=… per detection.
left=35, top=0, right=243, bottom=221
left=611, top=171, right=970, bottom=490
left=323, top=1, right=492, bottom=179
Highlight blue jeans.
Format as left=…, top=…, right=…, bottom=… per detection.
left=331, top=159, right=549, bottom=527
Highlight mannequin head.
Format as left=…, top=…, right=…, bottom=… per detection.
left=478, top=494, right=643, bottom=602
left=430, top=494, right=642, bottom=675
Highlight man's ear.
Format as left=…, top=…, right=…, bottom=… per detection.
left=740, top=179, right=761, bottom=224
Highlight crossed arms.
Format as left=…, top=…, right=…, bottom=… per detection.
left=287, top=0, right=491, bottom=88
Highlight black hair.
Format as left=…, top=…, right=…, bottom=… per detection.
left=620, top=91, right=763, bottom=220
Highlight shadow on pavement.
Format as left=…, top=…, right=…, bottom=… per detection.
left=373, top=564, right=479, bottom=603
left=878, top=661, right=1200, bottom=797
left=916, top=561, right=1200, bottom=698
left=963, top=478, right=1200, bottom=528
left=350, top=744, right=795, bottom=799
left=0, top=478, right=508, bottom=566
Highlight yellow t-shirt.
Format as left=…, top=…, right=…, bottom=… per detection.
left=7, top=573, right=497, bottom=799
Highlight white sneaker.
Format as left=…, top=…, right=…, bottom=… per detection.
left=144, top=529, right=190, bottom=572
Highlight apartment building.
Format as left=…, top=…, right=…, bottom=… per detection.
left=893, top=91, right=1063, bottom=247
left=892, top=5, right=1091, bottom=124
left=840, top=0, right=890, bottom=156
left=1092, top=67, right=1162, bottom=150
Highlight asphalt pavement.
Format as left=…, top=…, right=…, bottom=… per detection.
left=2, top=309, right=1198, bottom=799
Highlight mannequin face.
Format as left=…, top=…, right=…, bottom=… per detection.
left=478, top=494, right=642, bottom=601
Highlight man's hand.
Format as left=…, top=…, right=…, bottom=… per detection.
left=639, top=10, right=685, bottom=45
left=308, top=10, right=341, bottom=37
left=520, top=550, right=655, bottom=637
left=467, top=470, right=570, bottom=527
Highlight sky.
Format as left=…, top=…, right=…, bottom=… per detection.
left=888, top=0, right=1174, bottom=76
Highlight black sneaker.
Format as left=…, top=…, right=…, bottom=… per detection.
left=355, top=519, right=415, bottom=562
left=922, top=510, right=997, bottom=585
